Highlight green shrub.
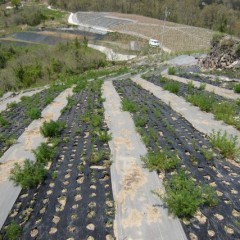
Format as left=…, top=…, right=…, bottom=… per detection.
left=95, top=130, right=112, bottom=142
left=7, top=101, right=17, bottom=109
left=122, top=98, right=138, bottom=113
left=141, top=150, right=180, bottom=171
left=134, top=115, right=148, bottom=127
left=0, top=114, right=9, bottom=126
left=199, top=82, right=206, bottom=90
left=209, top=130, right=240, bottom=160
left=91, top=114, right=102, bottom=127
left=44, top=95, right=54, bottom=105
left=33, top=143, right=55, bottom=165
left=212, top=101, right=237, bottom=125
left=5, top=221, right=21, bottom=240
left=90, top=149, right=107, bottom=163
left=10, top=159, right=46, bottom=188
left=73, top=79, right=88, bottom=92
left=168, top=66, right=176, bottom=75
left=160, top=169, right=217, bottom=218
left=40, top=120, right=65, bottom=138
left=163, top=81, right=180, bottom=94
left=236, top=98, right=240, bottom=106
left=200, top=147, right=214, bottom=161
left=186, top=93, right=215, bottom=112
left=187, top=81, right=195, bottom=93
left=234, top=83, right=240, bottom=93
left=26, top=107, right=41, bottom=120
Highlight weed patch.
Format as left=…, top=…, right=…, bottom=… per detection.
left=163, top=81, right=180, bottom=94
left=40, top=120, right=65, bottom=138
left=122, top=98, right=138, bottom=113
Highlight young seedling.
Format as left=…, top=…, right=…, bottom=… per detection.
left=5, top=221, right=21, bottom=240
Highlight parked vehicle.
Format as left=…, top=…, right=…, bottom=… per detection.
left=149, top=38, right=160, bottom=47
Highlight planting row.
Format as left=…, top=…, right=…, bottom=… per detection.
left=113, top=79, right=240, bottom=240
left=176, top=71, right=240, bottom=92
left=0, top=84, right=67, bottom=158
left=145, top=75, right=240, bottom=130
left=0, top=80, right=114, bottom=240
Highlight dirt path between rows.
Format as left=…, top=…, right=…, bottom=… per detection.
left=102, top=80, right=187, bottom=240
left=132, top=75, right=240, bottom=148
left=0, top=87, right=73, bottom=229
left=163, top=74, right=239, bottom=100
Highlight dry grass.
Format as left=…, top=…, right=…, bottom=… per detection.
left=110, top=13, right=214, bottom=52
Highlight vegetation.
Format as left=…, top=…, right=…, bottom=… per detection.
left=33, top=143, right=56, bottom=165
left=122, top=98, right=138, bottom=113
left=26, top=107, right=41, bottom=120
left=10, top=159, right=46, bottom=188
left=160, top=169, right=217, bottom=218
left=186, top=92, right=215, bottom=112
left=234, top=83, right=240, bottom=93
left=163, top=81, right=180, bottom=94
left=141, top=150, right=180, bottom=171
left=48, top=0, right=240, bottom=36
left=209, top=130, right=240, bottom=160
left=0, top=40, right=106, bottom=95
left=40, top=120, right=65, bottom=138
left=5, top=221, right=21, bottom=240
left=168, top=66, right=176, bottom=75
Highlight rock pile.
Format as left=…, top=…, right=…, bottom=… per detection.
left=200, top=36, right=240, bottom=70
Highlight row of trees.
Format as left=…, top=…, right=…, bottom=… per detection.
left=48, top=0, right=240, bottom=36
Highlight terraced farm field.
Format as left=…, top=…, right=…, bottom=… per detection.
left=0, top=64, right=240, bottom=240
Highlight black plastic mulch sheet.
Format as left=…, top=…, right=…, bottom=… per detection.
left=1, top=87, right=114, bottom=239
left=0, top=89, right=63, bottom=157
left=113, top=79, right=240, bottom=240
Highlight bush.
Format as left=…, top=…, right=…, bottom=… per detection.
left=122, top=98, right=138, bottom=113
left=7, top=101, right=17, bottom=109
left=5, top=221, right=21, bottom=240
left=134, top=115, right=148, bottom=127
left=91, top=114, right=102, bottom=127
left=9, top=159, right=46, bottom=188
left=33, top=143, right=55, bottom=165
left=141, top=150, right=180, bottom=171
left=209, top=130, right=240, bottom=160
left=40, top=120, right=65, bottom=138
left=163, top=81, right=180, bottom=94
left=160, top=169, right=217, bottom=218
left=0, top=114, right=9, bottom=126
left=186, top=92, right=215, bottom=112
left=73, top=79, right=88, bottom=92
left=234, top=83, right=240, bottom=93
left=26, top=107, right=41, bottom=120
left=168, top=66, right=176, bottom=75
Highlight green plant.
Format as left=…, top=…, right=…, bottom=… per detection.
left=186, top=92, right=215, bottom=112
left=0, top=114, right=9, bottom=126
left=10, top=159, right=46, bottom=188
left=163, top=81, right=180, bottom=94
left=7, top=101, right=17, bottom=109
left=187, top=81, right=195, bottom=93
left=95, top=130, right=112, bottom=142
left=5, top=221, right=21, bottom=240
left=200, top=147, right=214, bottom=161
left=73, top=79, right=88, bottom=92
left=234, top=83, right=240, bottom=93
left=44, top=95, right=54, bottom=105
left=236, top=98, right=240, bottom=106
left=199, top=82, right=206, bottom=90
left=5, top=136, right=16, bottom=147
left=159, top=169, right=217, bottom=218
left=91, top=114, right=102, bottom=127
left=210, top=33, right=224, bottom=47
left=141, top=149, right=180, bottom=171
left=26, top=107, right=41, bottom=120
left=51, top=171, right=58, bottom=179
left=90, top=149, right=107, bottom=163
left=40, top=120, right=65, bottom=138
left=134, top=115, right=148, bottom=127
left=33, top=143, right=55, bottom=165
left=168, top=66, right=176, bottom=75
left=122, top=98, right=138, bottom=113
left=209, top=130, right=240, bottom=160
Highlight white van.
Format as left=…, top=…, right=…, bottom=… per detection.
left=149, top=39, right=160, bottom=47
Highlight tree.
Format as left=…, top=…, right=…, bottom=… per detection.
left=11, top=0, right=21, bottom=9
